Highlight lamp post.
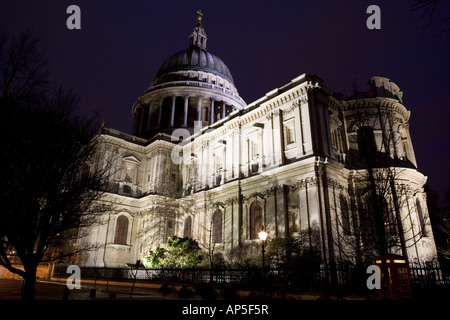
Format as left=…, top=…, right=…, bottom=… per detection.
left=258, top=225, right=268, bottom=299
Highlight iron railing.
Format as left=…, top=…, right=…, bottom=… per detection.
left=52, top=262, right=450, bottom=298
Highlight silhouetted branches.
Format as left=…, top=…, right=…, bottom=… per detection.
left=411, top=0, right=450, bottom=36
left=0, top=32, right=114, bottom=300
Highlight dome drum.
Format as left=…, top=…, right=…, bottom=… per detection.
left=132, top=91, right=240, bottom=139
left=135, top=80, right=245, bottom=111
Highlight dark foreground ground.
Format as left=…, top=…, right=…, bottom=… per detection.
left=1, top=277, right=344, bottom=301
left=0, top=278, right=446, bottom=319
left=0, top=278, right=181, bottom=300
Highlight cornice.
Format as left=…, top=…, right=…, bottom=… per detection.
left=342, top=97, right=410, bottom=121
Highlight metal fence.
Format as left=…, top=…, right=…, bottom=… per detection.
left=52, top=262, right=450, bottom=298
left=408, top=261, right=450, bottom=288
left=51, top=264, right=374, bottom=297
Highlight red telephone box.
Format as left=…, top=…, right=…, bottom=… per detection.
left=375, top=254, right=412, bottom=300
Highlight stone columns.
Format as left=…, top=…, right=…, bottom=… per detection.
left=147, top=101, right=153, bottom=129
left=170, top=96, right=176, bottom=127
left=139, top=107, right=145, bottom=132
left=197, top=97, right=202, bottom=122
left=391, top=120, right=403, bottom=159
left=293, top=101, right=304, bottom=157
left=138, top=106, right=145, bottom=133
left=221, top=143, right=226, bottom=184
left=301, top=99, right=312, bottom=153
left=258, top=129, right=264, bottom=171
left=183, top=96, right=189, bottom=127
left=272, top=110, right=284, bottom=166
left=157, top=98, right=163, bottom=128
left=222, top=102, right=226, bottom=119
left=266, top=113, right=275, bottom=167
left=210, top=99, right=215, bottom=124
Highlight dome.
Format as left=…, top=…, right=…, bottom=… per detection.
left=131, top=11, right=246, bottom=140
left=153, top=46, right=234, bottom=85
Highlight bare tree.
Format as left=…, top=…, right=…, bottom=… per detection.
left=343, top=101, right=424, bottom=255
left=0, top=32, right=113, bottom=300
left=0, top=31, right=48, bottom=103
left=331, top=91, right=429, bottom=298
left=199, top=200, right=222, bottom=281
left=426, top=186, right=450, bottom=273
left=411, top=0, right=450, bottom=36
left=138, top=154, right=182, bottom=253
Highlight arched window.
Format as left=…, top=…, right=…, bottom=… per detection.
left=340, top=195, right=351, bottom=235
left=184, top=216, right=192, bottom=239
left=114, top=215, right=129, bottom=245
left=357, top=126, right=377, bottom=161
left=249, top=201, right=263, bottom=240
left=167, top=220, right=174, bottom=237
left=80, top=164, right=91, bottom=181
left=213, top=210, right=223, bottom=244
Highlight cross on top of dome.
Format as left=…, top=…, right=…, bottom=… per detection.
left=196, top=9, right=203, bottom=24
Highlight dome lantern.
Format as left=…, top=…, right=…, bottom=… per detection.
left=189, top=10, right=207, bottom=50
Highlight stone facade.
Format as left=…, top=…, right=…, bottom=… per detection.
left=76, top=15, right=438, bottom=267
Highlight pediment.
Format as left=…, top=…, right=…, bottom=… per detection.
left=122, top=155, right=141, bottom=164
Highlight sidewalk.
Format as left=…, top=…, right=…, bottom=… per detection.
left=0, top=278, right=193, bottom=300
left=0, top=278, right=331, bottom=300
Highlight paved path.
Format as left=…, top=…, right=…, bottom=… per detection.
left=0, top=278, right=201, bottom=300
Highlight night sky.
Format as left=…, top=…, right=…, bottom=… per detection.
left=1, top=0, right=449, bottom=203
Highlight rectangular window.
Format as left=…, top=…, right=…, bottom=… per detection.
left=284, top=120, right=295, bottom=146
left=249, top=140, right=259, bottom=158
left=123, top=185, right=131, bottom=194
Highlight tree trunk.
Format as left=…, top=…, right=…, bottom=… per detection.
left=21, top=262, right=38, bottom=301
left=22, top=274, right=37, bottom=301
left=209, top=254, right=214, bottom=283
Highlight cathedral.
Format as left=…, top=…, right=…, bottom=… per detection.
left=77, top=12, right=438, bottom=267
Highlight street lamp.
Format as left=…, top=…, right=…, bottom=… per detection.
left=258, top=225, right=268, bottom=299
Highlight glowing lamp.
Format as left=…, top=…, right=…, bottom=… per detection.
left=258, top=226, right=268, bottom=241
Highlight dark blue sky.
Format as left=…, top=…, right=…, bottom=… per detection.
left=1, top=0, right=449, bottom=202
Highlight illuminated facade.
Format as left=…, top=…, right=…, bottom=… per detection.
left=77, top=13, right=437, bottom=267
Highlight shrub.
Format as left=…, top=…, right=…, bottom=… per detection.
left=195, top=283, right=218, bottom=300
left=178, top=285, right=194, bottom=299
left=221, top=284, right=237, bottom=299
left=142, top=247, right=167, bottom=268
left=159, top=283, right=171, bottom=298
